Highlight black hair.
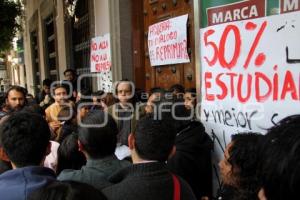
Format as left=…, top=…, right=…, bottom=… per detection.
left=42, top=79, right=52, bottom=87
left=0, top=159, right=12, bottom=174
left=259, top=115, right=300, bottom=200
left=22, top=104, right=45, bottom=117
left=0, top=92, right=5, bottom=107
left=227, top=133, right=263, bottom=200
left=28, top=181, right=107, bottom=200
left=92, top=90, right=105, bottom=97
left=134, top=114, right=176, bottom=162
left=0, top=112, right=51, bottom=167
left=78, top=110, right=118, bottom=159
left=78, top=88, right=92, bottom=97
left=64, top=69, right=76, bottom=76
left=56, top=134, right=86, bottom=175
left=150, top=87, right=165, bottom=95
left=52, top=84, right=68, bottom=95
left=5, top=85, right=27, bottom=99
left=169, top=84, right=185, bottom=94
left=185, top=88, right=196, bottom=98
left=75, top=99, right=92, bottom=112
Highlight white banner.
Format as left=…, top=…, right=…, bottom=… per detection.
left=90, top=33, right=111, bottom=73
left=90, top=34, right=112, bottom=92
left=148, top=14, right=190, bottom=66
left=200, top=11, right=300, bottom=163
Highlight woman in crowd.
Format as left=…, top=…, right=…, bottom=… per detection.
left=218, top=133, right=263, bottom=200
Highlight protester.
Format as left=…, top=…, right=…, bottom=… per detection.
left=58, top=110, right=130, bottom=190
left=102, top=113, right=197, bottom=200
left=45, top=84, right=74, bottom=141
left=0, top=86, right=27, bottom=119
left=167, top=98, right=213, bottom=200
left=218, top=133, right=263, bottom=200
left=258, top=115, right=300, bottom=200
left=56, top=134, right=86, bottom=175
left=108, top=79, right=138, bottom=146
left=0, top=112, right=56, bottom=200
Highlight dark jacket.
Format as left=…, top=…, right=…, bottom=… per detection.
left=58, top=155, right=130, bottom=190
left=0, top=166, right=56, bottom=200
left=167, top=121, right=213, bottom=199
left=102, top=162, right=197, bottom=200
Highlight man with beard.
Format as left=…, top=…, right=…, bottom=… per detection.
left=0, top=86, right=27, bottom=119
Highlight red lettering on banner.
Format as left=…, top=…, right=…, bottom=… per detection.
left=255, top=72, right=272, bottom=102
left=95, top=61, right=111, bottom=72
left=202, top=21, right=267, bottom=70
left=227, top=73, right=238, bottom=97
left=149, top=20, right=172, bottom=36
left=281, top=70, right=298, bottom=100
left=203, top=70, right=300, bottom=103
left=237, top=74, right=252, bottom=103
left=205, top=72, right=215, bottom=101
left=218, top=25, right=241, bottom=70
left=273, top=67, right=279, bottom=101
left=204, top=29, right=218, bottom=66
left=155, top=40, right=188, bottom=61
left=98, top=41, right=108, bottom=49
left=216, top=73, right=227, bottom=100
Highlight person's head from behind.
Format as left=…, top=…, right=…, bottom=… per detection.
left=169, top=84, right=185, bottom=97
left=129, top=114, right=176, bottom=163
left=64, top=69, right=76, bottom=82
left=258, top=115, right=300, bottom=200
left=22, top=104, right=45, bottom=118
left=78, top=110, right=118, bottom=159
left=0, top=112, right=51, bottom=168
left=56, top=134, right=86, bottom=175
left=42, top=79, right=52, bottom=94
left=219, top=133, right=263, bottom=189
left=76, top=88, right=91, bottom=102
left=4, top=86, right=27, bottom=112
left=28, top=181, right=107, bottom=200
left=92, top=90, right=105, bottom=105
left=53, top=84, right=68, bottom=105
left=115, top=79, right=133, bottom=105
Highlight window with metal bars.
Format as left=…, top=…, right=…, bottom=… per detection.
left=30, top=30, right=41, bottom=95
left=44, top=14, right=58, bottom=82
left=72, top=0, right=92, bottom=90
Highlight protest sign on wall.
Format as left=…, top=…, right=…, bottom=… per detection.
left=90, top=33, right=111, bottom=73
left=148, top=14, right=190, bottom=66
left=200, top=9, right=300, bottom=192
left=90, top=34, right=112, bottom=92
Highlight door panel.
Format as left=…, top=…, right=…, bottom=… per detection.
left=133, top=0, right=196, bottom=91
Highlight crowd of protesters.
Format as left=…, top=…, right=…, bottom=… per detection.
left=0, top=69, right=299, bottom=200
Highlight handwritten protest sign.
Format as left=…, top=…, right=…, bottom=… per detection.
left=200, top=10, right=300, bottom=179
left=148, top=14, right=190, bottom=66
left=90, top=33, right=111, bottom=73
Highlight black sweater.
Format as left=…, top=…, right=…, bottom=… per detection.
left=167, top=121, right=213, bottom=199
left=102, top=162, right=196, bottom=200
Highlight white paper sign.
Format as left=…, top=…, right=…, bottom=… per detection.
left=200, top=11, right=300, bottom=187
left=90, top=33, right=111, bottom=73
left=148, top=14, right=190, bottom=66
left=90, top=34, right=112, bottom=92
